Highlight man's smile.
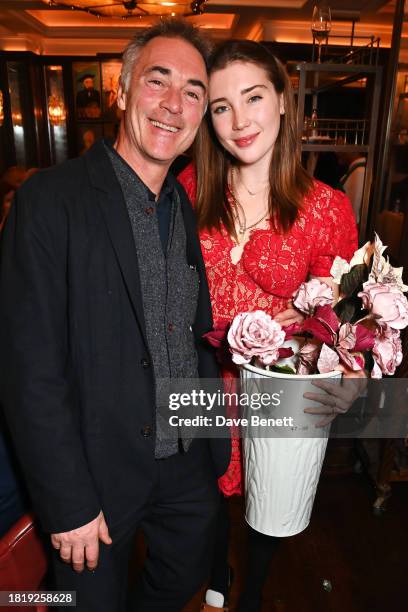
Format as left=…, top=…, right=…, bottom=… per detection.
left=149, top=119, right=181, bottom=133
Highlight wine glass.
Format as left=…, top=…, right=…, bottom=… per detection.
left=311, top=4, right=332, bottom=63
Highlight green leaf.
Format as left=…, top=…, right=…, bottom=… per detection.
left=334, top=295, right=367, bottom=324
left=340, top=264, right=368, bottom=297
left=270, top=364, right=296, bottom=375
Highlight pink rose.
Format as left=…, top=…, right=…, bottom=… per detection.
left=227, top=310, right=285, bottom=366
left=372, top=326, right=402, bottom=378
left=293, top=279, right=333, bottom=315
left=358, top=282, right=408, bottom=330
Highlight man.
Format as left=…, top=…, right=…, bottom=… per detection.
left=0, top=20, right=230, bottom=611
left=76, top=73, right=101, bottom=118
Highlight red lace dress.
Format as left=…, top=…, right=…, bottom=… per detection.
left=178, top=164, right=358, bottom=496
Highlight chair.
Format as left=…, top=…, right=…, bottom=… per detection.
left=0, top=513, right=49, bottom=611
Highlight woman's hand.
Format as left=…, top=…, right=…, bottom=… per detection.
left=274, top=301, right=304, bottom=327
left=303, top=365, right=368, bottom=427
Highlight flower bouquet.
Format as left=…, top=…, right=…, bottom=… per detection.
left=228, top=234, right=408, bottom=379
left=225, top=235, right=408, bottom=536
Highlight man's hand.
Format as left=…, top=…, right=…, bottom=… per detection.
left=303, top=366, right=367, bottom=427
left=51, top=511, right=112, bottom=572
left=274, top=301, right=304, bottom=327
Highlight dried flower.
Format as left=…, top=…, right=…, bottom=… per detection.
left=371, top=326, right=403, bottom=378
left=358, top=282, right=408, bottom=330
left=227, top=310, right=285, bottom=366
left=293, top=279, right=333, bottom=315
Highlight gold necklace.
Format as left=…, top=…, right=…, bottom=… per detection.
left=229, top=171, right=269, bottom=236
left=232, top=166, right=269, bottom=198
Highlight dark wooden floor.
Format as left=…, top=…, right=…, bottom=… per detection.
left=181, top=471, right=408, bottom=612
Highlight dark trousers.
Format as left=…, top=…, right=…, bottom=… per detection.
left=52, top=440, right=219, bottom=611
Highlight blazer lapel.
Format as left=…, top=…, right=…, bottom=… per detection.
left=85, top=141, right=149, bottom=349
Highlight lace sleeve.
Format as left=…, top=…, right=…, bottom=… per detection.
left=177, top=163, right=197, bottom=208
left=309, top=185, right=358, bottom=276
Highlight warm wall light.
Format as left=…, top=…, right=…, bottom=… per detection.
left=41, top=1, right=207, bottom=19
left=0, top=91, right=4, bottom=127
left=48, top=95, right=66, bottom=125
left=11, top=111, right=23, bottom=126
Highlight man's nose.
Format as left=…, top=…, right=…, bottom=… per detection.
left=160, top=87, right=183, bottom=115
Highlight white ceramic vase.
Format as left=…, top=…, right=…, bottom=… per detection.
left=240, top=363, right=341, bottom=537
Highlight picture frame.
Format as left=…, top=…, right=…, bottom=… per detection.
left=101, top=60, right=122, bottom=121
left=77, top=123, right=103, bottom=155
left=73, top=62, right=102, bottom=120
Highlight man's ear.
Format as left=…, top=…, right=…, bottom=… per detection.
left=279, top=93, right=285, bottom=115
left=117, top=81, right=127, bottom=111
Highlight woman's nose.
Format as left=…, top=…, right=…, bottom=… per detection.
left=232, top=110, right=250, bottom=130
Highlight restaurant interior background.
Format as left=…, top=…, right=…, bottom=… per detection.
left=0, top=4, right=407, bottom=610
left=0, top=0, right=407, bottom=266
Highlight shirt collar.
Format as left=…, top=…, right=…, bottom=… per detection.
left=104, top=138, right=175, bottom=202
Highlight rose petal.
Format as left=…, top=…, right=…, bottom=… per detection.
left=317, top=343, right=339, bottom=373
left=354, top=324, right=375, bottom=351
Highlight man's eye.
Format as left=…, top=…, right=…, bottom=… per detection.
left=147, top=79, right=164, bottom=87
left=212, top=105, right=228, bottom=115
left=186, top=90, right=200, bottom=101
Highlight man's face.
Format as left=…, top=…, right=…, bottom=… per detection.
left=83, top=130, right=95, bottom=149
left=117, top=36, right=208, bottom=168
left=83, top=77, right=94, bottom=90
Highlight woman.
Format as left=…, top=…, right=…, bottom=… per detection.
left=178, top=40, right=360, bottom=611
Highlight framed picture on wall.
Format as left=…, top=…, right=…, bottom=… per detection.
left=77, top=123, right=103, bottom=155
left=103, top=122, right=119, bottom=140
left=101, top=60, right=122, bottom=121
left=73, top=62, right=102, bottom=119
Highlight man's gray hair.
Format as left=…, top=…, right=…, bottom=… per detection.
left=120, top=19, right=211, bottom=93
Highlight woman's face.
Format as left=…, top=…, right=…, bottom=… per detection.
left=209, top=60, right=284, bottom=169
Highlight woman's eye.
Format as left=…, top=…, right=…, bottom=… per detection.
left=212, top=105, right=228, bottom=115
left=248, top=95, right=262, bottom=103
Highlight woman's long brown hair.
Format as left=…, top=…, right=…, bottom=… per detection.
left=194, top=40, right=313, bottom=238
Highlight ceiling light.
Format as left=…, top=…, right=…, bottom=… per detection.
left=41, top=1, right=207, bottom=20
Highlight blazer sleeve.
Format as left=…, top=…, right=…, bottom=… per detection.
left=0, top=176, right=101, bottom=533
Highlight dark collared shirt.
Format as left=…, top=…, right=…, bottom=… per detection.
left=106, top=140, right=173, bottom=254
left=146, top=182, right=173, bottom=255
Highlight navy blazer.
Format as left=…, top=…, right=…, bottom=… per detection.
left=0, top=141, right=230, bottom=533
